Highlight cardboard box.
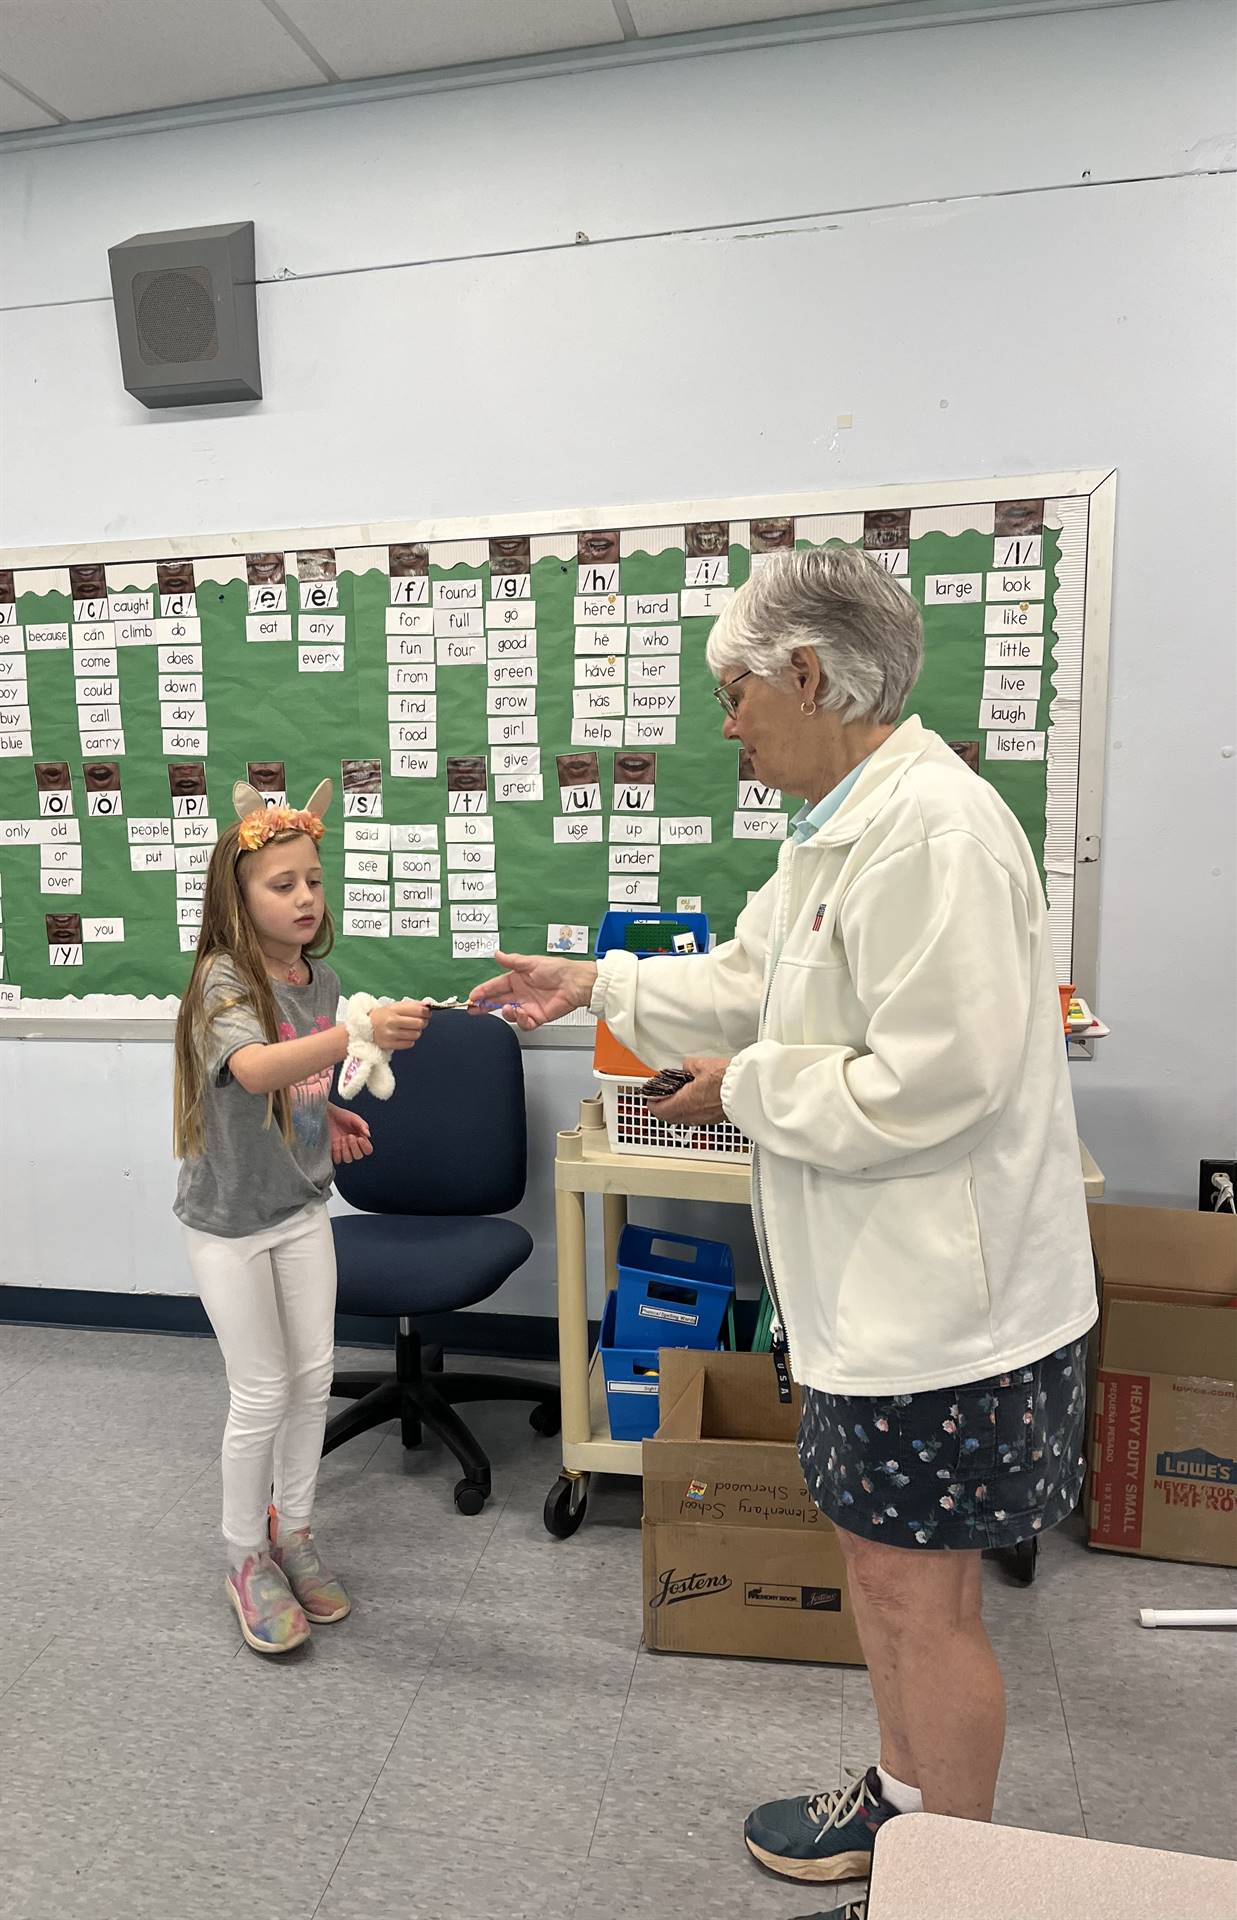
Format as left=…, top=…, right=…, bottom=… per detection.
left=642, top=1349, right=865, bottom=1665
left=1086, top=1204, right=1237, bottom=1568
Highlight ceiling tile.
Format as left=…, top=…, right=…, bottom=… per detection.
left=0, top=0, right=329, bottom=123
left=0, top=74, right=60, bottom=132
left=627, top=0, right=895, bottom=32
left=273, top=0, right=624, bottom=82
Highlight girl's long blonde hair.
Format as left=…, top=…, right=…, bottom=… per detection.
left=172, top=820, right=335, bottom=1160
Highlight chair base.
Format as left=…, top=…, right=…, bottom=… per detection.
left=324, top=1324, right=561, bottom=1515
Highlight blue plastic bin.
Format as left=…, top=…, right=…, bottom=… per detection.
left=595, top=909, right=711, bottom=959
left=614, top=1224, right=735, bottom=1350
left=599, top=1291, right=663, bottom=1442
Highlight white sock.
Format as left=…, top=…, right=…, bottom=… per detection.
left=876, top=1767, right=923, bottom=1814
left=275, top=1511, right=311, bottom=1542
left=227, top=1544, right=267, bottom=1573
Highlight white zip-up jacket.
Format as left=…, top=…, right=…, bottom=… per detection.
left=591, top=715, right=1097, bottom=1396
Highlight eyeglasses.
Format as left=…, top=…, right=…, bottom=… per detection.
left=712, top=670, right=754, bottom=718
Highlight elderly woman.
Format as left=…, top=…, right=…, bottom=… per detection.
left=470, top=546, right=1096, bottom=1920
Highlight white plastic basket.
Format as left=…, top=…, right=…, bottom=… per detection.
left=595, top=1071, right=752, bottom=1162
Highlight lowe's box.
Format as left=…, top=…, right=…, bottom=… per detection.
left=1087, top=1204, right=1237, bottom=1568
left=642, top=1350, right=865, bottom=1665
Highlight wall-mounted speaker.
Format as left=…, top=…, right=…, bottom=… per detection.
left=108, top=221, right=261, bottom=408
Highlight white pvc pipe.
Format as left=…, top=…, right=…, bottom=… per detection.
left=1139, top=1608, right=1237, bottom=1630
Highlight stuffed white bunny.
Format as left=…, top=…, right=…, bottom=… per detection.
left=337, top=992, right=396, bottom=1102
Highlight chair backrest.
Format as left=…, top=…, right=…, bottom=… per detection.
left=333, top=1009, right=527, bottom=1217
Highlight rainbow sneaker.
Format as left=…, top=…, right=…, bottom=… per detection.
left=226, top=1552, right=311, bottom=1656
left=268, top=1511, right=351, bottom=1625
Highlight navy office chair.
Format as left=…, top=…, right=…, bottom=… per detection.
left=325, top=1009, right=560, bottom=1514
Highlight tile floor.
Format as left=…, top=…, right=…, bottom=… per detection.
left=0, top=1324, right=1233, bottom=1919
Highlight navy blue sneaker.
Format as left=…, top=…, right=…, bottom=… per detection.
left=744, top=1765, right=896, bottom=1883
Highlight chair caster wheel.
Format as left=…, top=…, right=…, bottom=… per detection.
left=985, top=1536, right=1039, bottom=1585
left=1010, top=1537, right=1038, bottom=1585
left=530, top=1399, right=562, bottom=1438
left=454, top=1479, right=488, bottom=1517
left=543, top=1473, right=588, bottom=1539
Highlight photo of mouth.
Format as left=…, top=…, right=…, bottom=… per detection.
left=247, top=761, right=287, bottom=793
left=577, top=530, right=621, bottom=566
left=70, top=563, right=108, bottom=599
left=749, top=518, right=795, bottom=553
left=157, top=560, right=195, bottom=595
left=342, top=759, right=383, bottom=794
left=446, top=757, right=488, bottom=792
left=168, top=763, right=208, bottom=798
left=995, top=499, right=1045, bottom=537
left=489, top=535, right=531, bottom=575
left=863, top=509, right=911, bottom=551
left=83, top=761, right=122, bottom=792
left=556, top=753, right=600, bottom=787
left=614, top=751, right=656, bottom=787
left=685, top=521, right=729, bottom=558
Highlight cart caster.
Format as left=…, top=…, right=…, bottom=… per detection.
left=454, top=1478, right=488, bottom=1517
left=987, top=1536, right=1039, bottom=1585
left=530, top=1398, right=562, bottom=1438
left=543, top=1473, right=588, bottom=1539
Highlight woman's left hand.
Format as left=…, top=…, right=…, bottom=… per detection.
left=328, top=1104, right=374, bottom=1164
left=644, top=1056, right=730, bottom=1127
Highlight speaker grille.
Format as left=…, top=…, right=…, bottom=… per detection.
left=133, top=266, right=218, bottom=365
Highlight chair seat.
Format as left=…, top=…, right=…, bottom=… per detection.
left=331, top=1211, right=534, bottom=1316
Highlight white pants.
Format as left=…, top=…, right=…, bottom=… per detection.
left=183, top=1201, right=337, bottom=1558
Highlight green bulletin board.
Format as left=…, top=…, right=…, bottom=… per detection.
left=0, top=475, right=1114, bottom=1017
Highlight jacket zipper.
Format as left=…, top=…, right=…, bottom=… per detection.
left=754, top=846, right=793, bottom=1401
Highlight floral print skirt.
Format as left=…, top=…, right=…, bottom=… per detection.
left=798, top=1339, right=1089, bottom=1551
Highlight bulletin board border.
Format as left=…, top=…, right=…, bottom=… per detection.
left=0, top=468, right=1115, bottom=1039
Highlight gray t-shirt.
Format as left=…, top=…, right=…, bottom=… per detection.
left=175, top=954, right=342, bottom=1238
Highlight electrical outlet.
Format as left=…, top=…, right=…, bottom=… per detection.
left=1198, top=1158, right=1237, bottom=1213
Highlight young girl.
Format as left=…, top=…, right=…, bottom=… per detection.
left=173, top=777, right=427, bottom=1655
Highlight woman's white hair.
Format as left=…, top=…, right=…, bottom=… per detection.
left=706, top=545, right=924, bottom=725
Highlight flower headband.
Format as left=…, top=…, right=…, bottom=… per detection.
left=232, top=778, right=333, bottom=852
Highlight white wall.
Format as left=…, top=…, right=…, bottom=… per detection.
left=1, top=0, right=1234, bottom=1312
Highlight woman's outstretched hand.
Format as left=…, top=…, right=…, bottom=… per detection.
left=468, top=951, right=598, bottom=1031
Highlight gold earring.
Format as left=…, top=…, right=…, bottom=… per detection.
left=800, top=700, right=817, bottom=715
